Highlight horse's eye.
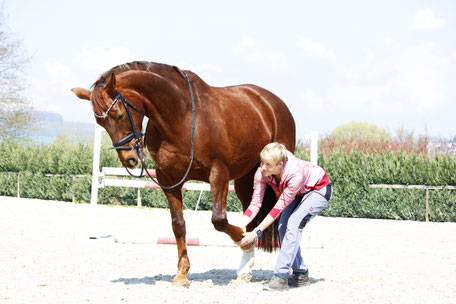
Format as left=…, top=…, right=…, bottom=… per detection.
left=118, top=113, right=124, bottom=121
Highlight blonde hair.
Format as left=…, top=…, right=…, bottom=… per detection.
left=260, top=142, right=287, bottom=165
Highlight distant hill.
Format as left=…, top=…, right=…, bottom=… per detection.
left=25, top=111, right=95, bottom=144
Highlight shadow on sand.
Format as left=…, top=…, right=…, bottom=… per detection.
left=112, top=269, right=325, bottom=287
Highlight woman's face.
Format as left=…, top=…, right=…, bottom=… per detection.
left=260, top=159, right=283, bottom=177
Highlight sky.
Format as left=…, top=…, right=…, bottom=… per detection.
left=2, top=0, right=456, bottom=141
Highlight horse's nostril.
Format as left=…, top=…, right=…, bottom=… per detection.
left=127, top=157, right=138, bottom=167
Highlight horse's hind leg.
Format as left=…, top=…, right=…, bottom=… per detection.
left=234, top=166, right=257, bottom=221
left=163, top=189, right=190, bottom=287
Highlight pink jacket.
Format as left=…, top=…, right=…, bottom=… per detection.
left=244, top=151, right=330, bottom=220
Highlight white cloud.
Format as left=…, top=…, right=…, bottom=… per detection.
left=44, top=62, right=71, bottom=76
left=327, top=84, right=390, bottom=107
left=199, top=63, right=223, bottom=73
left=394, top=43, right=442, bottom=109
left=231, top=37, right=257, bottom=53
left=300, top=89, right=322, bottom=106
left=360, top=48, right=376, bottom=65
left=246, top=49, right=289, bottom=67
left=299, top=37, right=334, bottom=59
left=230, top=37, right=289, bottom=70
left=383, top=37, right=395, bottom=47
left=76, top=46, right=137, bottom=74
left=293, top=89, right=324, bottom=116
left=316, top=39, right=452, bottom=131
left=412, top=9, right=445, bottom=31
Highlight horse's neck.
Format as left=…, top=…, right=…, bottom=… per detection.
left=134, top=71, right=191, bottom=139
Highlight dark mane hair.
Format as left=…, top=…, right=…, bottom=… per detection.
left=92, top=61, right=175, bottom=88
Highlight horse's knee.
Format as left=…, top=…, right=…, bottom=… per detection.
left=171, top=217, right=186, bottom=236
left=211, top=213, right=228, bottom=231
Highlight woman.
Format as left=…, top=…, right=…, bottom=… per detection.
left=237, top=142, right=332, bottom=291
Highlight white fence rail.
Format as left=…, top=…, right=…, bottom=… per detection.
left=91, top=125, right=319, bottom=206
left=369, top=184, right=456, bottom=222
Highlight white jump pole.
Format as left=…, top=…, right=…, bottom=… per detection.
left=89, top=124, right=103, bottom=239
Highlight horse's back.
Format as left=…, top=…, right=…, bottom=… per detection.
left=188, top=73, right=295, bottom=145
left=194, top=82, right=295, bottom=178
left=213, top=83, right=295, bottom=148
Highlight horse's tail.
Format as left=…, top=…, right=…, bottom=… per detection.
left=254, top=185, right=281, bottom=252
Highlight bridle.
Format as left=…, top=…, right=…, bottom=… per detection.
left=93, top=71, right=196, bottom=190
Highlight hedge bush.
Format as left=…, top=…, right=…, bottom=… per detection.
left=0, top=139, right=455, bottom=222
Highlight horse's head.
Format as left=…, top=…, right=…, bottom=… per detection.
left=71, top=73, right=146, bottom=169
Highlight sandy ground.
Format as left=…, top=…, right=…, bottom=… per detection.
left=1, top=196, right=455, bottom=304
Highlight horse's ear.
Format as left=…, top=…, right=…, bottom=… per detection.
left=71, top=88, right=90, bottom=100
left=105, top=73, right=117, bottom=96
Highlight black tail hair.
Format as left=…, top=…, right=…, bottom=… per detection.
left=251, top=184, right=281, bottom=252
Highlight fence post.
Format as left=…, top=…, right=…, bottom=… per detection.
left=17, top=173, right=20, bottom=198
left=137, top=188, right=142, bottom=207
left=72, top=176, right=75, bottom=203
left=89, top=124, right=103, bottom=239
left=195, top=190, right=204, bottom=211
left=305, top=131, right=319, bottom=165
left=425, top=186, right=430, bottom=222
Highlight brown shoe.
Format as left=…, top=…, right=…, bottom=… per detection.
left=263, top=275, right=288, bottom=291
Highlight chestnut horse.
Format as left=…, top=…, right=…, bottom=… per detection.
left=72, top=61, right=295, bottom=286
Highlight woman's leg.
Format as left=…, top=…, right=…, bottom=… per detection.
left=278, top=197, right=300, bottom=242
left=274, top=186, right=331, bottom=277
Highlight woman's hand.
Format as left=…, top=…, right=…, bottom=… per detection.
left=237, top=231, right=257, bottom=247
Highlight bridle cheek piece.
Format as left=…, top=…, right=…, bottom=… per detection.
left=92, top=71, right=196, bottom=189
left=93, top=83, right=146, bottom=173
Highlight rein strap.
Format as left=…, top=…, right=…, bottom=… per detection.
left=96, top=71, right=196, bottom=190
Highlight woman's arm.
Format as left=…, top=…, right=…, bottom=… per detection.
left=237, top=214, right=275, bottom=247
left=238, top=214, right=253, bottom=231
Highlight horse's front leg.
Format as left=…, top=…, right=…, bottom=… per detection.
left=209, top=162, right=244, bottom=242
left=209, top=162, right=254, bottom=281
left=233, top=169, right=258, bottom=281
left=163, top=188, right=190, bottom=287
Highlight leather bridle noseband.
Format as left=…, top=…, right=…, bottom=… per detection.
left=93, top=71, right=196, bottom=189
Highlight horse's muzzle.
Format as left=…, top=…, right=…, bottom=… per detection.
left=127, top=157, right=139, bottom=168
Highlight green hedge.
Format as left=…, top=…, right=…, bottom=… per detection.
left=316, top=151, right=456, bottom=221
left=1, top=141, right=455, bottom=221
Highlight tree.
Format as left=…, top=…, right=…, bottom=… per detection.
left=0, top=8, right=34, bottom=140
left=331, top=121, right=390, bottom=142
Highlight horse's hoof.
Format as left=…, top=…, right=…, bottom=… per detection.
left=236, top=272, right=252, bottom=282
left=241, top=242, right=255, bottom=253
left=172, top=277, right=190, bottom=287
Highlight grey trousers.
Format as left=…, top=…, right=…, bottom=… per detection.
left=274, top=183, right=332, bottom=278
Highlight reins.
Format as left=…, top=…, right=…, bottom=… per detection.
left=94, top=71, right=196, bottom=190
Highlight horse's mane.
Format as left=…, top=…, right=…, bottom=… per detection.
left=92, top=61, right=181, bottom=89
left=89, top=61, right=187, bottom=114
